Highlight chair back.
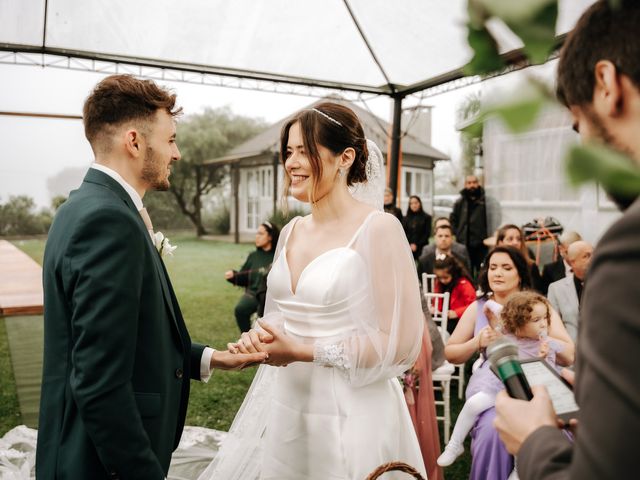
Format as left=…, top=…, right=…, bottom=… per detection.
left=424, top=291, right=450, bottom=338
left=421, top=272, right=436, bottom=295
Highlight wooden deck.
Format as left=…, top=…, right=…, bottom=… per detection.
left=0, top=240, right=43, bottom=316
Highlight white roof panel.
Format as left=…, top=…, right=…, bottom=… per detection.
left=1, top=0, right=597, bottom=93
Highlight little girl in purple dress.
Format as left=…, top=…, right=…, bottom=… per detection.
left=437, top=291, right=563, bottom=467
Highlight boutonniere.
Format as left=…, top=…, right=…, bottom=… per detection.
left=154, top=231, right=177, bottom=257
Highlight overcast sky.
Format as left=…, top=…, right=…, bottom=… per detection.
left=0, top=62, right=477, bottom=208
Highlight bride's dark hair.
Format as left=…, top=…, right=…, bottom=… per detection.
left=280, top=102, right=368, bottom=204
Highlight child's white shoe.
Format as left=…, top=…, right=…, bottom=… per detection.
left=437, top=441, right=464, bottom=467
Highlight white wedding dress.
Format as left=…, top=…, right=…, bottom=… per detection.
left=199, top=211, right=427, bottom=480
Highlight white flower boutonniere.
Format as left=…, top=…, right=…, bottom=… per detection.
left=154, top=231, right=177, bottom=257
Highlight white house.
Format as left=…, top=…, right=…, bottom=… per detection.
left=482, top=104, right=621, bottom=245
left=205, top=98, right=448, bottom=236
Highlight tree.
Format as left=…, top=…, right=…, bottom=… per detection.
left=0, top=195, right=52, bottom=235
left=51, top=195, right=67, bottom=212
left=165, top=107, right=266, bottom=236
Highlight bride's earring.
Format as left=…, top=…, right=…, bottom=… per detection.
left=337, top=168, right=345, bottom=178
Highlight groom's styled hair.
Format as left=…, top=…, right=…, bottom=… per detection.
left=82, top=74, right=182, bottom=154
left=556, top=0, right=640, bottom=108
left=280, top=102, right=369, bottom=204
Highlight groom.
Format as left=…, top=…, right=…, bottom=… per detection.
left=36, top=75, right=267, bottom=479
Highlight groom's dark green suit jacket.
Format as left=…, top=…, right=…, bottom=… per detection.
left=36, top=169, right=207, bottom=479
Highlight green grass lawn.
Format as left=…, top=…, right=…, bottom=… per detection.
left=1, top=234, right=473, bottom=477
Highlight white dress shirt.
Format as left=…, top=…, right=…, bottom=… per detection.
left=90, top=163, right=214, bottom=381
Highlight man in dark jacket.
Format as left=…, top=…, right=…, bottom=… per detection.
left=36, top=75, right=266, bottom=479
left=449, top=175, right=501, bottom=277
left=494, top=2, right=640, bottom=478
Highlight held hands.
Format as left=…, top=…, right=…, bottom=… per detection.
left=228, top=320, right=313, bottom=367
left=224, top=270, right=235, bottom=280
left=210, top=349, right=268, bottom=371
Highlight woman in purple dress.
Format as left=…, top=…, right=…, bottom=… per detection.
left=443, top=246, right=575, bottom=479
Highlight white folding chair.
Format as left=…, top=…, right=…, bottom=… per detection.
left=421, top=272, right=436, bottom=295
left=425, top=291, right=466, bottom=403
left=424, top=291, right=449, bottom=335
left=432, top=361, right=454, bottom=443
left=425, top=291, right=453, bottom=441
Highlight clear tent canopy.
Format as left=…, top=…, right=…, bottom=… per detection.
left=0, top=0, right=595, bottom=194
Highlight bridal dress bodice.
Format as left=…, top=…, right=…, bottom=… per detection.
left=200, top=212, right=427, bottom=480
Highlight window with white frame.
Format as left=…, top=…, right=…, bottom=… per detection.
left=243, top=166, right=274, bottom=231
left=401, top=167, right=433, bottom=213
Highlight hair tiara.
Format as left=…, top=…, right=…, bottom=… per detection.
left=310, top=108, right=343, bottom=127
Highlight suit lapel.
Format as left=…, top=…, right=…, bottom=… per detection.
left=565, top=276, right=579, bottom=306
left=83, top=169, right=183, bottom=342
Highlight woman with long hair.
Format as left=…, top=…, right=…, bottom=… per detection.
left=444, top=246, right=575, bottom=479
left=496, top=224, right=544, bottom=293
left=201, top=102, right=431, bottom=479
left=402, top=195, right=432, bottom=261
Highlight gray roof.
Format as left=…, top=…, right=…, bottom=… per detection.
left=205, top=97, right=448, bottom=165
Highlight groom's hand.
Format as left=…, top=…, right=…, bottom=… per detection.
left=228, top=329, right=273, bottom=355
left=210, top=350, right=267, bottom=370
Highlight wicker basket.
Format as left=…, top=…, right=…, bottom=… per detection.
left=365, top=461, right=426, bottom=480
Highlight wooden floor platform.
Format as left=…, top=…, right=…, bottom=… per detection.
left=0, top=240, right=43, bottom=316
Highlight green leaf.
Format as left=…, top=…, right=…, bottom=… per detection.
left=493, top=97, right=545, bottom=132
left=480, top=0, right=556, bottom=24
left=478, top=0, right=558, bottom=64
left=507, top=2, right=558, bottom=64
left=463, top=25, right=505, bottom=76
left=460, top=116, right=484, bottom=138
left=566, top=143, right=640, bottom=195
left=466, top=79, right=555, bottom=135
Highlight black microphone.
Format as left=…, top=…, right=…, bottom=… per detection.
left=487, top=337, right=533, bottom=400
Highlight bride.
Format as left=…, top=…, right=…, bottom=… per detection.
left=199, top=102, right=427, bottom=479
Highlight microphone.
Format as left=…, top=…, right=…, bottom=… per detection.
left=487, top=337, right=533, bottom=400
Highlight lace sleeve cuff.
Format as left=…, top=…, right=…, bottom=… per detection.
left=313, top=342, right=351, bottom=372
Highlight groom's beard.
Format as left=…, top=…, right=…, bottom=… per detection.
left=586, top=108, right=639, bottom=211
left=141, top=146, right=171, bottom=191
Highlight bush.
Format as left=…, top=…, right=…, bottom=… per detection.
left=209, top=205, right=231, bottom=234
left=0, top=196, right=52, bottom=236
left=144, top=191, right=193, bottom=231
left=267, top=208, right=306, bottom=230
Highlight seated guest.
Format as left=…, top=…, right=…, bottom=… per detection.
left=421, top=217, right=470, bottom=260
left=496, top=224, right=544, bottom=293
left=445, top=246, right=575, bottom=479
left=383, top=187, right=403, bottom=221
left=224, top=222, right=279, bottom=332
left=418, top=224, right=471, bottom=276
left=541, top=230, right=582, bottom=294
left=547, top=240, right=594, bottom=342
left=433, top=255, right=476, bottom=334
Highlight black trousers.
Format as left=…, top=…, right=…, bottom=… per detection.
left=234, top=293, right=259, bottom=332
left=467, top=243, right=488, bottom=280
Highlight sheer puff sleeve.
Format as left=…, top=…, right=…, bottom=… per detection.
left=313, top=212, right=424, bottom=387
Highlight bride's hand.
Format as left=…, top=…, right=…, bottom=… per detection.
left=228, top=328, right=274, bottom=354
left=258, top=320, right=313, bottom=367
